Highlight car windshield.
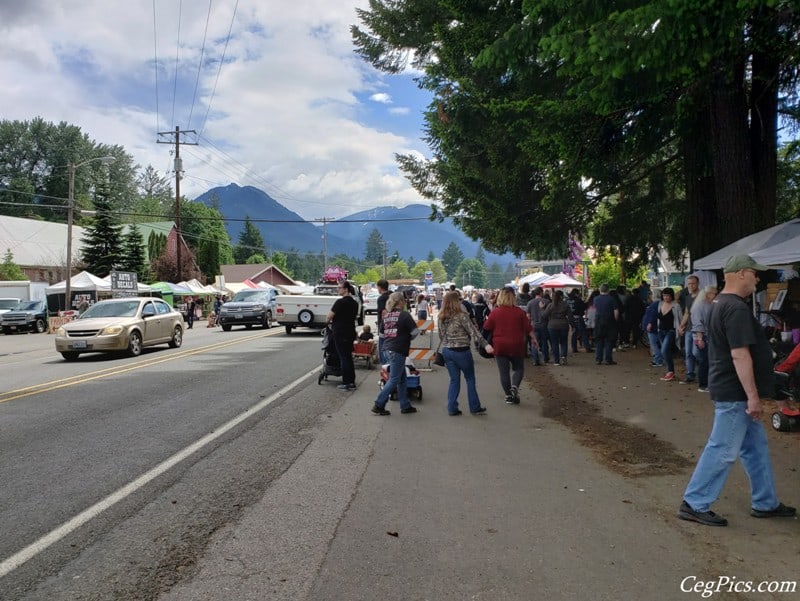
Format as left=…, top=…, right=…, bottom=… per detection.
left=16, top=301, right=41, bottom=311
left=81, top=301, right=140, bottom=318
left=0, top=299, right=20, bottom=310
left=232, top=290, right=269, bottom=302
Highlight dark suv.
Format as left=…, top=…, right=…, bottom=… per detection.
left=395, top=285, right=418, bottom=309
left=218, top=289, right=277, bottom=331
left=1, top=300, right=48, bottom=334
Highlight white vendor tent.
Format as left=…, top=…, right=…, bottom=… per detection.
left=694, top=218, right=800, bottom=269
left=540, top=273, right=585, bottom=288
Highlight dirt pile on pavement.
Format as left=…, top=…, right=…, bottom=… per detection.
left=526, top=354, right=692, bottom=478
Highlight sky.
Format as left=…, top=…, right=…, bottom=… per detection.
left=0, top=0, right=433, bottom=220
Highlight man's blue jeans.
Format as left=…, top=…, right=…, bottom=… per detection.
left=442, top=347, right=482, bottom=413
left=375, top=350, right=411, bottom=410
left=532, top=325, right=550, bottom=364
left=683, top=401, right=779, bottom=512
left=684, top=330, right=697, bottom=379
left=692, top=336, right=709, bottom=388
left=648, top=331, right=663, bottom=365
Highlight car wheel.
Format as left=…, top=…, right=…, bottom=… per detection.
left=221, top=324, right=232, bottom=331
left=264, top=311, right=272, bottom=329
left=61, top=351, right=80, bottom=361
left=285, top=325, right=293, bottom=335
left=298, top=309, right=314, bottom=325
left=168, top=325, right=183, bottom=348
left=127, top=331, right=143, bottom=357
left=35, top=319, right=46, bottom=333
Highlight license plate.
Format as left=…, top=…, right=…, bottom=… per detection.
left=71, top=340, right=87, bottom=349
left=235, top=314, right=243, bottom=319
left=9, top=326, right=17, bottom=331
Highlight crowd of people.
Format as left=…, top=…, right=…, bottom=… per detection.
left=325, top=256, right=800, bottom=530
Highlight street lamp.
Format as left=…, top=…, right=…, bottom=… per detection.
left=66, top=156, right=115, bottom=311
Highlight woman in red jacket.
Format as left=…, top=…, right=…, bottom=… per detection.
left=483, top=287, right=535, bottom=404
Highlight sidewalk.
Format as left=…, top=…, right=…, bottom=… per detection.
left=162, top=341, right=800, bottom=601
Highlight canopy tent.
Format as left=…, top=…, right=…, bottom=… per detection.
left=149, top=282, right=192, bottom=307
left=149, top=281, right=192, bottom=295
left=518, top=272, right=553, bottom=286
left=45, top=271, right=110, bottom=294
left=45, top=271, right=153, bottom=313
left=540, top=273, right=585, bottom=288
left=693, top=218, right=800, bottom=269
left=179, top=278, right=224, bottom=296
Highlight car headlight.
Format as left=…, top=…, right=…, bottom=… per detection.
left=100, top=325, right=124, bottom=335
left=56, top=327, right=66, bottom=336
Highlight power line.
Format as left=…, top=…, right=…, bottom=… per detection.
left=152, top=0, right=160, bottom=134
left=170, top=0, right=183, bottom=128
left=197, top=0, right=239, bottom=139
left=187, top=0, right=213, bottom=130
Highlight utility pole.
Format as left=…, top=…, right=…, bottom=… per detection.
left=158, top=126, right=197, bottom=281
left=316, top=217, right=335, bottom=270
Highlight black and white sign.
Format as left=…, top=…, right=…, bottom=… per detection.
left=110, top=271, right=138, bottom=297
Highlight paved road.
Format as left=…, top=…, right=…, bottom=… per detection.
left=2, top=325, right=799, bottom=600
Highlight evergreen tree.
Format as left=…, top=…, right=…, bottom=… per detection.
left=364, top=228, right=385, bottom=264
left=0, top=249, right=26, bottom=280
left=196, top=238, right=221, bottom=281
left=270, top=251, right=292, bottom=277
left=148, top=231, right=167, bottom=263
left=81, top=185, right=123, bottom=277
left=475, top=246, right=486, bottom=265
left=454, top=258, right=487, bottom=288
left=441, top=242, right=465, bottom=279
left=234, top=216, right=266, bottom=264
left=119, top=223, right=149, bottom=281
left=426, top=250, right=436, bottom=262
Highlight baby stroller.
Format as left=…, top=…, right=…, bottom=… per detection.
left=318, top=325, right=343, bottom=385
left=378, top=357, right=423, bottom=400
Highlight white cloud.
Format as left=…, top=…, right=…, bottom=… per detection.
left=0, top=0, right=431, bottom=219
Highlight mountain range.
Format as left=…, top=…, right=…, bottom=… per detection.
left=195, top=184, right=517, bottom=266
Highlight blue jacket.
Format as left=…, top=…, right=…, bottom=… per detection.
left=642, top=300, right=659, bottom=331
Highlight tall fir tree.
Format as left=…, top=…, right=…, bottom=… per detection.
left=441, top=242, right=465, bottom=280
left=233, top=215, right=267, bottom=264
left=364, top=228, right=385, bottom=264
left=81, top=184, right=123, bottom=277
left=119, top=223, right=149, bottom=282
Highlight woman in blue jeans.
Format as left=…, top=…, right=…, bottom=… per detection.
left=372, top=292, right=420, bottom=416
left=437, top=292, right=493, bottom=415
left=646, top=288, right=682, bottom=381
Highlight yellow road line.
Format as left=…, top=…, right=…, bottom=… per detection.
left=0, top=330, right=280, bottom=404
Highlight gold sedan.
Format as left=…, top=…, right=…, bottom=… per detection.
left=55, top=297, right=184, bottom=361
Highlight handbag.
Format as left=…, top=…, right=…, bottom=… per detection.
left=476, top=329, right=494, bottom=359
left=432, top=318, right=446, bottom=366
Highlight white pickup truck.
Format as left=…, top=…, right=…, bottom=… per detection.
left=275, top=283, right=364, bottom=335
